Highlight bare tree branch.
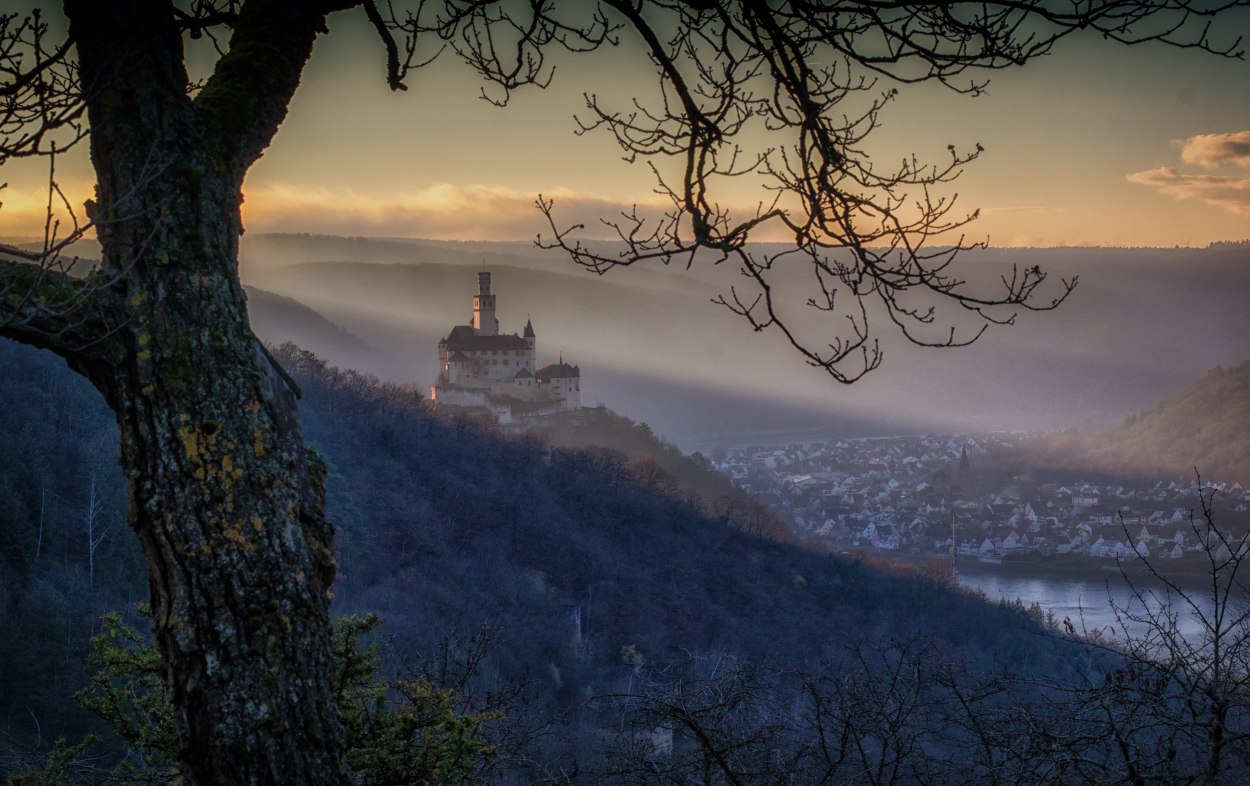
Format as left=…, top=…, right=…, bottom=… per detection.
left=0, top=10, right=86, bottom=164
left=522, top=0, right=1243, bottom=382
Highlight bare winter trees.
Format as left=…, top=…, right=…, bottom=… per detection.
left=602, top=485, right=1249, bottom=786
left=0, top=2, right=1247, bottom=784
left=524, top=1, right=1244, bottom=381
left=291, top=0, right=1244, bottom=382
left=1076, top=480, right=1250, bottom=785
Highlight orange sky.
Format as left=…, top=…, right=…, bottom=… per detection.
left=2, top=8, right=1248, bottom=248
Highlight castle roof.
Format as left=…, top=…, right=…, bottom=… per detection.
left=443, top=324, right=529, bottom=352
left=536, top=362, right=580, bottom=380
left=523, top=319, right=535, bottom=338
left=513, top=368, right=533, bottom=379
left=447, top=351, right=470, bottom=363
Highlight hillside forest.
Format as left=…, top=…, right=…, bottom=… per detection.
left=1, top=337, right=1247, bottom=784
left=1033, top=359, right=1250, bottom=485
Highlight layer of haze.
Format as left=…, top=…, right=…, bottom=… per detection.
left=235, top=235, right=1250, bottom=451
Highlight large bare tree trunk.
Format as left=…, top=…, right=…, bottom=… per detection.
left=0, top=2, right=352, bottom=783
left=100, top=212, right=346, bottom=784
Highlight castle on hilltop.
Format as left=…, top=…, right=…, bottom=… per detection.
left=430, top=270, right=581, bottom=424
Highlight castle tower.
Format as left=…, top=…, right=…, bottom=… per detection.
left=472, top=270, right=499, bottom=336
left=433, top=270, right=581, bottom=416
left=523, top=318, right=536, bottom=372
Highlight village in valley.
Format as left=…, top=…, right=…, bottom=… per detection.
left=715, top=434, right=1250, bottom=571
left=426, top=271, right=1250, bottom=575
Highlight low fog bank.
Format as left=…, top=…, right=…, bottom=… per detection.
left=240, top=235, right=1250, bottom=450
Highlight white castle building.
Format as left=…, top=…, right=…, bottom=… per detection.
left=430, top=270, right=581, bottom=423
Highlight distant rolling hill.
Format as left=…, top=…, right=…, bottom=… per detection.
left=245, top=286, right=393, bottom=377
left=1033, top=359, right=1250, bottom=485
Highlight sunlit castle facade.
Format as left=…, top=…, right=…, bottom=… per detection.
left=430, top=270, right=581, bottom=423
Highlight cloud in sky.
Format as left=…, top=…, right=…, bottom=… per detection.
left=1126, top=167, right=1250, bottom=217
left=1176, top=131, right=1250, bottom=170
left=1129, top=132, right=1250, bottom=218
left=4, top=180, right=623, bottom=242
left=241, top=182, right=798, bottom=241
left=242, top=183, right=601, bottom=240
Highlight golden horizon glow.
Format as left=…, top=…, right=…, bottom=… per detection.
left=3, top=161, right=1246, bottom=250
left=2, top=14, right=1248, bottom=250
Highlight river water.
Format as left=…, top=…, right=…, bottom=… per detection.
left=954, top=564, right=1220, bottom=643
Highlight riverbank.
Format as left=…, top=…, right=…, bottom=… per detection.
left=866, top=548, right=1230, bottom=594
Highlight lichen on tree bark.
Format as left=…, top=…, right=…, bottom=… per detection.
left=0, top=2, right=352, bottom=783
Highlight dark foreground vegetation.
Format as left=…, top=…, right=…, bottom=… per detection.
left=1, top=339, right=1246, bottom=784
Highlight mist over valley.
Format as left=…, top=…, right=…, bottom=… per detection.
left=239, top=234, right=1250, bottom=451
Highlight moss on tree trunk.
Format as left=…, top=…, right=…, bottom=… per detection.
left=0, top=3, right=355, bottom=783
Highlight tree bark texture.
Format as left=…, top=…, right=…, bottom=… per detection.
left=0, top=2, right=353, bottom=783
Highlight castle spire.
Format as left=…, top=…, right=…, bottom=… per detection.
left=472, top=269, right=498, bottom=336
